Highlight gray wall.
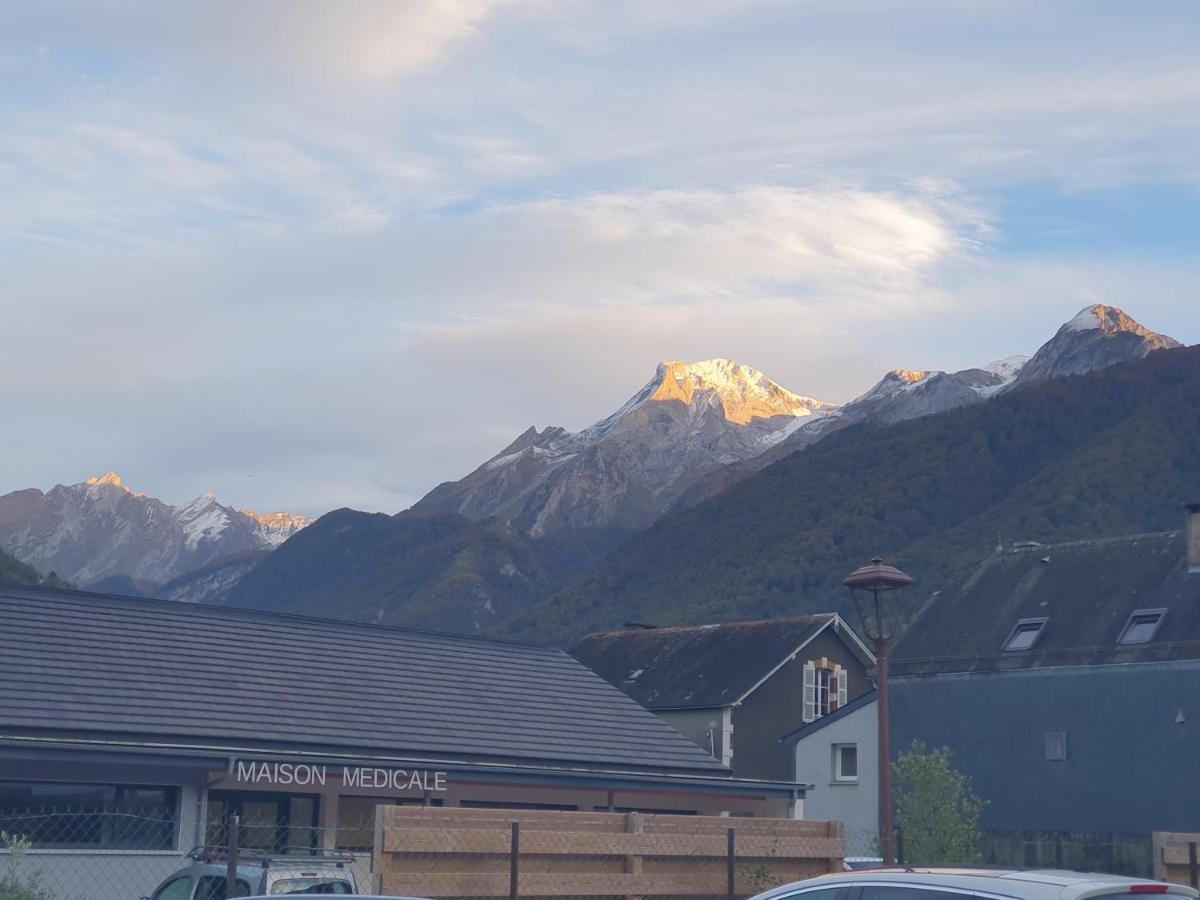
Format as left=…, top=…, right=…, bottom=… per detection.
left=657, top=708, right=731, bottom=766
left=733, top=629, right=871, bottom=780
left=792, top=699, right=878, bottom=855
left=890, top=662, right=1200, bottom=835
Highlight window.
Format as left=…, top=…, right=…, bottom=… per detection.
left=207, top=792, right=320, bottom=855
left=0, top=781, right=177, bottom=849
left=154, top=877, right=194, bottom=900
left=777, top=888, right=849, bottom=900
left=833, top=744, right=858, bottom=782
left=802, top=660, right=846, bottom=723
left=1003, top=617, right=1048, bottom=651
left=1119, top=609, right=1165, bottom=645
left=815, top=668, right=832, bottom=718
left=194, top=875, right=252, bottom=900
left=859, top=887, right=972, bottom=900
left=1045, top=731, right=1068, bottom=761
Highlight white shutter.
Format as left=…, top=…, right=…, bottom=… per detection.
left=836, top=665, right=848, bottom=709
left=802, top=660, right=816, bottom=723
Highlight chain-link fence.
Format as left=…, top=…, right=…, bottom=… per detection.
left=0, top=811, right=372, bottom=900
left=0, top=807, right=846, bottom=900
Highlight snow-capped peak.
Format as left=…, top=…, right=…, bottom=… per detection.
left=85, top=472, right=124, bottom=489
left=1061, top=304, right=1170, bottom=339
left=648, top=358, right=830, bottom=425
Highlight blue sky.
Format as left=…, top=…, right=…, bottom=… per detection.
left=2, top=0, right=1198, bottom=515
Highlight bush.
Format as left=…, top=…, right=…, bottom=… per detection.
left=893, top=741, right=987, bottom=865
left=0, top=832, right=54, bottom=900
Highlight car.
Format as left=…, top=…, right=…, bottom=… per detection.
left=241, top=896, right=428, bottom=899
left=748, top=868, right=1200, bottom=900
left=146, top=848, right=359, bottom=899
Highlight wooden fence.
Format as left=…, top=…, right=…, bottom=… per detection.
left=372, top=806, right=845, bottom=899
left=1153, top=832, right=1200, bottom=888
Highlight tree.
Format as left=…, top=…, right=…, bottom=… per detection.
left=892, top=741, right=987, bottom=865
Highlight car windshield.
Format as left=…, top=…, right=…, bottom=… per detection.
left=267, top=879, right=353, bottom=895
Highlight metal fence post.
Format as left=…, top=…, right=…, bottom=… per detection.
left=895, top=828, right=904, bottom=866
left=226, top=813, right=240, bottom=899
left=510, top=821, right=521, bottom=900
left=1188, top=841, right=1197, bottom=889
left=727, top=827, right=736, bottom=899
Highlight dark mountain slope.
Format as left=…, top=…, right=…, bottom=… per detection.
left=507, top=344, right=1200, bottom=645
left=224, top=508, right=584, bottom=633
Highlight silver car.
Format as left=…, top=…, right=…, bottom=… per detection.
left=750, top=868, right=1200, bottom=900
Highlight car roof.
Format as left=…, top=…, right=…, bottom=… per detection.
left=759, top=868, right=1199, bottom=900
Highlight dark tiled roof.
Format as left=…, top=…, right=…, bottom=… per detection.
left=892, top=531, right=1200, bottom=675
left=570, top=615, right=854, bottom=709
left=779, top=690, right=876, bottom=745
left=0, top=585, right=727, bottom=774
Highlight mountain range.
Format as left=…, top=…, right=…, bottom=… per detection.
left=225, top=303, right=1183, bottom=635
left=0, top=473, right=311, bottom=591
left=0, top=303, right=1187, bottom=640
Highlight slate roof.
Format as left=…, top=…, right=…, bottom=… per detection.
left=779, top=690, right=876, bottom=745
left=0, top=585, right=728, bottom=774
left=892, top=531, right=1200, bottom=676
left=571, top=614, right=868, bottom=709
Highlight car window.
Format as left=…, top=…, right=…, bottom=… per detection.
left=776, top=887, right=849, bottom=900
left=267, top=878, right=354, bottom=894
left=153, top=876, right=193, bottom=900
left=859, top=886, right=968, bottom=900
left=194, top=875, right=252, bottom=900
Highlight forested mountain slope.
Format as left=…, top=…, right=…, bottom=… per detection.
left=508, top=345, right=1200, bottom=645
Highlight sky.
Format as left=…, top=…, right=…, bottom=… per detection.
left=3, top=0, right=1199, bottom=516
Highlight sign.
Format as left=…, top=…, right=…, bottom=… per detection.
left=234, top=760, right=448, bottom=792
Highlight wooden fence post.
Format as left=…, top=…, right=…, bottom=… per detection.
left=225, top=813, right=240, bottom=900
left=510, top=821, right=521, bottom=900
left=727, top=827, right=736, bottom=899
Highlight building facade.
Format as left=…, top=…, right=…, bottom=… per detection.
left=571, top=614, right=875, bottom=781
left=0, top=586, right=807, bottom=900
left=890, top=510, right=1200, bottom=868
left=782, top=692, right=878, bottom=856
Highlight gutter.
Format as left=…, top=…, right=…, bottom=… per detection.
left=0, top=734, right=810, bottom=799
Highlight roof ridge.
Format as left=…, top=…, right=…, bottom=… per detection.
left=583, top=612, right=836, bottom=639
left=1004, top=530, right=1179, bottom=552
left=0, top=582, right=564, bottom=655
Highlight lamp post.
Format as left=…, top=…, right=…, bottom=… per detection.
left=844, top=556, right=912, bottom=865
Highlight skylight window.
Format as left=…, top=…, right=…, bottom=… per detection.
left=1119, top=609, right=1165, bottom=645
left=1003, top=618, right=1048, bottom=652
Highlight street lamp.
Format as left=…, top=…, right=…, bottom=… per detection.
left=844, top=556, right=912, bottom=865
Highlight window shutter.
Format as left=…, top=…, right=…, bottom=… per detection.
left=802, top=660, right=816, bottom=723
left=836, top=665, right=848, bottom=709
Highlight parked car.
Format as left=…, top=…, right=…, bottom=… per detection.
left=749, top=868, right=1200, bottom=900
left=147, top=848, right=358, bottom=899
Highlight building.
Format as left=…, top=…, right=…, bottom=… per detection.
left=890, top=505, right=1200, bottom=867
left=781, top=691, right=878, bottom=855
left=0, top=585, right=809, bottom=899
left=571, top=614, right=875, bottom=781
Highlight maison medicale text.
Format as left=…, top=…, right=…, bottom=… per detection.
left=235, top=760, right=448, bottom=792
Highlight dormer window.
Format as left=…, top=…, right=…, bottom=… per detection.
left=1119, top=609, right=1165, bottom=645
left=1003, top=617, right=1048, bottom=652
left=802, top=658, right=848, bottom=723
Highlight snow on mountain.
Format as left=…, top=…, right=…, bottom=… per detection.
left=1007, top=304, right=1180, bottom=390
left=414, top=359, right=836, bottom=550
left=672, top=305, right=1177, bottom=512
left=0, top=474, right=312, bottom=587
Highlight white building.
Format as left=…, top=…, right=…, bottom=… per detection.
left=783, top=691, right=878, bottom=856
